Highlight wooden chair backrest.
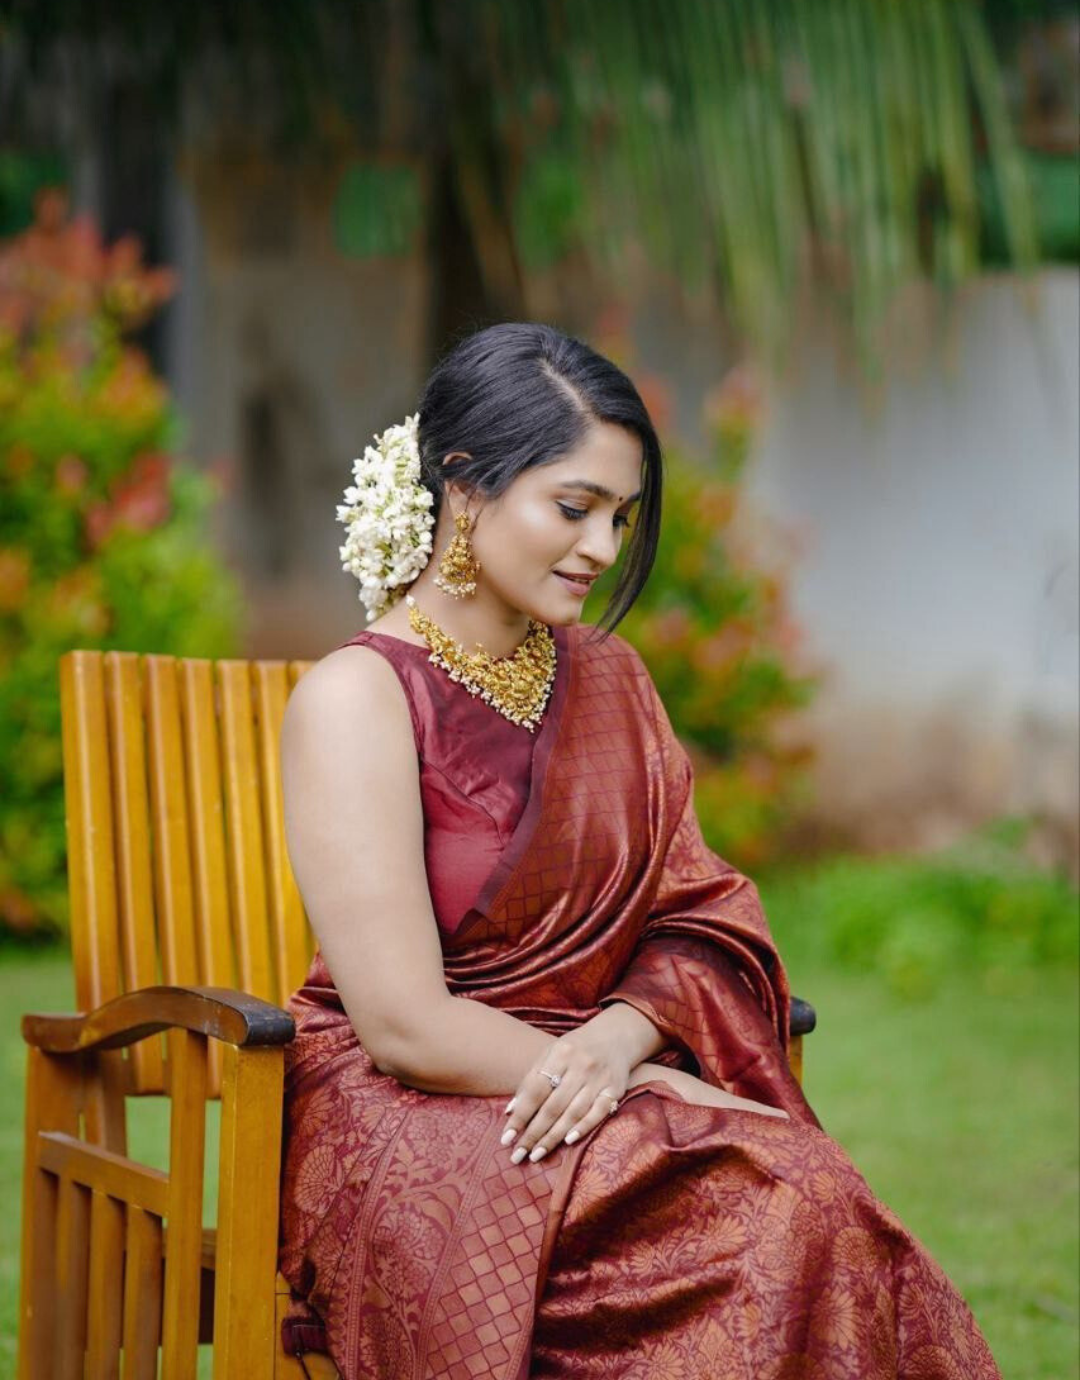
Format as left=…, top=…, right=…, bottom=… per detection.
left=60, top=649, right=316, bottom=1097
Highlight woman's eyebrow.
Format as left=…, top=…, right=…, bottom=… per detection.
left=559, top=480, right=642, bottom=504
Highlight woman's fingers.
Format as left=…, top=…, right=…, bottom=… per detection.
left=500, top=1084, right=552, bottom=1147
left=501, top=1042, right=627, bottom=1164
left=514, top=1085, right=602, bottom=1161
left=557, top=1087, right=620, bottom=1147
left=507, top=1082, right=585, bottom=1162
left=500, top=1059, right=570, bottom=1151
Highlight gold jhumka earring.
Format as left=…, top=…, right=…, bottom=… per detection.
left=433, top=510, right=480, bottom=597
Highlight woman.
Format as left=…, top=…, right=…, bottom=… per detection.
left=278, top=323, right=1000, bottom=1378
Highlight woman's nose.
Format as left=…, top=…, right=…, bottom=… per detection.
left=575, top=515, right=622, bottom=570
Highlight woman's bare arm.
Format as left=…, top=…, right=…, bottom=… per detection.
left=280, top=646, right=662, bottom=1096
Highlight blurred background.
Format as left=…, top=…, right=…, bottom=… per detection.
left=0, top=2, right=1077, bottom=1376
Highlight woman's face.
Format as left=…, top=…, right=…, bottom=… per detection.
left=449, top=420, right=645, bottom=628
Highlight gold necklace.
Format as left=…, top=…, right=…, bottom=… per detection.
left=405, top=594, right=556, bottom=732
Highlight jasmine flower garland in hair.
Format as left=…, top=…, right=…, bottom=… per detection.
left=337, top=412, right=436, bottom=622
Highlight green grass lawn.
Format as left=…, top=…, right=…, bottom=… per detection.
left=1, top=943, right=1077, bottom=1379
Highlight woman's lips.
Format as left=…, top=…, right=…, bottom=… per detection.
left=553, top=571, right=596, bottom=597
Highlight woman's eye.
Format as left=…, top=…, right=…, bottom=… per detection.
left=557, top=502, right=632, bottom=529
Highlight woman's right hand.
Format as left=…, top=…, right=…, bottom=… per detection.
left=501, top=1028, right=636, bottom=1165
left=627, top=1061, right=790, bottom=1120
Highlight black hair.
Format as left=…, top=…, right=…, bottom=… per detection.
left=416, top=322, right=663, bottom=642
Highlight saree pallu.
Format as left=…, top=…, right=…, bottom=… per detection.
left=279, top=622, right=1001, bottom=1379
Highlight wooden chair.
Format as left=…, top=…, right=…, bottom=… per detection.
left=17, top=647, right=816, bottom=1378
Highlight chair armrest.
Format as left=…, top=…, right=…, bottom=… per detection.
left=22, top=985, right=295, bottom=1054
left=790, top=996, right=816, bottom=1037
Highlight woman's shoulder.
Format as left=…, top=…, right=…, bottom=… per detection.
left=283, top=638, right=420, bottom=749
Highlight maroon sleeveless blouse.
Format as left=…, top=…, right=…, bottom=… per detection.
left=339, top=625, right=569, bottom=936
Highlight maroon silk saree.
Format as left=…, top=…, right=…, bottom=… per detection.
left=279, top=623, right=1000, bottom=1379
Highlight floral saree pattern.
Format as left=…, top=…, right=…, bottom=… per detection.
left=279, top=622, right=1000, bottom=1378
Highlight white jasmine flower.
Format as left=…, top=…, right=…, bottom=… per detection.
left=336, top=413, right=436, bottom=622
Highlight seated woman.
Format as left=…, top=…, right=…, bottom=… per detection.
left=277, top=322, right=1001, bottom=1378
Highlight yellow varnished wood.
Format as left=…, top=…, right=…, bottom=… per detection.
left=253, top=662, right=311, bottom=1002
left=86, top=1189, right=124, bottom=1378
left=56, top=1176, right=91, bottom=1380
left=144, top=657, right=200, bottom=991
left=22, top=647, right=325, bottom=1380
left=789, top=1034, right=804, bottom=1086
left=60, top=652, right=122, bottom=1012
left=122, top=1208, right=163, bottom=1380
left=218, top=661, right=275, bottom=1000
left=288, top=660, right=317, bottom=970
left=213, top=1044, right=286, bottom=1378
left=179, top=658, right=236, bottom=1095
left=161, top=1028, right=208, bottom=1379
left=106, top=652, right=165, bottom=1092
left=37, top=1132, right=170, bottom=1216
left=18, top=1048, right=82, bottom=1380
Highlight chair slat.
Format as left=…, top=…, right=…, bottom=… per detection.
left=38, top=1132, right=170, bottom=1217
left=60, top=652, right=122, bottom=1012
left=178, top=660, right=236, bottom=990
left=144, top=657, right=200, bottom=990
left=288, top=661, right=318, bottom=969
left=86, top=1190, right=124, bottom=1379
left=179, top=659, right=237, bottom=1095
left=56, top=1176, right=91, bottom=1380
left=161, top=1028, right=207, bottom=1380
left=122, top=1208, right=163, bottom=1380
left=105, top=652, right=165, bottom=1092
left=253, top=662, right=310, bottom=1003
left=218, top=662, right=275, bottom=1001
left=287, top=661, right=314, bottom=690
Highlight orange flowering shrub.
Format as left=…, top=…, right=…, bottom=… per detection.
left=0, top=188, right=243, bottom=937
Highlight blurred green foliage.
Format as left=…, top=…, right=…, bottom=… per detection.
left=763, top=815, right=1080, bottom=999
left=6, top=1, right=1045, bottom=378
left=979, top=150, right=1080, bottom=265
left=0, top=188, right=243, bottom=938
left=333, top=159, right=425, bottom=259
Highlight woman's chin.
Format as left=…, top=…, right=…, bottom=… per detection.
left=541, top=600, right=586, bottom=627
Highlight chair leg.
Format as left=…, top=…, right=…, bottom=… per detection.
left=213, top=1044, right=286, bottom=1379
left=18, top=1048, right=83, bottom=1380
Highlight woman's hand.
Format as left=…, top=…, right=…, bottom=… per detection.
left=628, top=1061, right=790, bottom=1120
left=500, top=1023, right=636, bottom=1165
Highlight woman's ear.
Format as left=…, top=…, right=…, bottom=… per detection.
left=440, top=456, right=473, bottom=518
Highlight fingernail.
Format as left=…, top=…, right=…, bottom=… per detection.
left=510, top=1146, right=527, bottom=1164
left=528, top=1145, right=548, bottom=1162
left=500, top=1127, right=517, bottom=1146
left=504, top=1099, right=516, bottom=1114
left=564, top=1130, right=580, bottom=1144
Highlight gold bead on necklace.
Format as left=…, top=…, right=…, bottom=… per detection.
left=405, top=595, right=556, bottom=732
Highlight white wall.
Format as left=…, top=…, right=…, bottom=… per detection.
left=748, top=270, right=1079, bottom=860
